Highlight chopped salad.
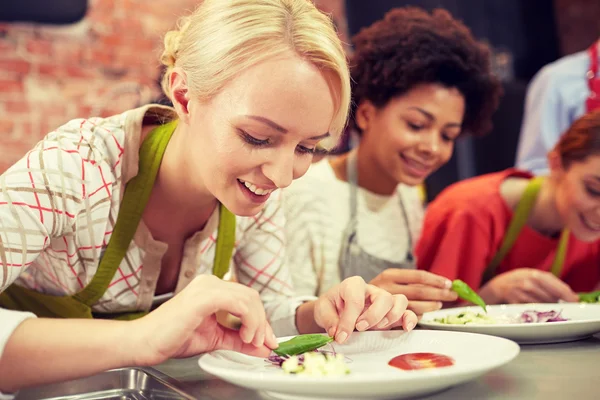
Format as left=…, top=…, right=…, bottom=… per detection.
left=267, top=334, right=351, bottom=376
left=434, top=310, right=569, bottom=325
left=279, top=352, right=350, bottom=376
left=267, top=350, right=351, bottom=376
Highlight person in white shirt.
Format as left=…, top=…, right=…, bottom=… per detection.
left=0, top=0, right=417, bottom=396
left=515, top=39, right=600, bottom=175
left=284, top=7, right=503, bottom=316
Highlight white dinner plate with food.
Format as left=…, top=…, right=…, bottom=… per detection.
left=419, top=303, right=600, bottom=344
left=198, top=330, right=519, bottom=400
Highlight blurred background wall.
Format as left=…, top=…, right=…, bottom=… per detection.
left=0, top=0, right=599, bottom=197
left=0, top=0, right=350, bottom=172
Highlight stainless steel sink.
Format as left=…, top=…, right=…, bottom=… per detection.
left=16, top=367, right=195, bottom=400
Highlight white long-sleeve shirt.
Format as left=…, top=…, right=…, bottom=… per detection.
left=0, top=104, right=307, bottom=346
left=515, top=49, right=590, bottom=175
left=283, top=158, right=423, bottom=296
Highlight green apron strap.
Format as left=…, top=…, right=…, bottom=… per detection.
left=73, top=120, right=178, bottom=306
left=0, top=285, right=94, bottom=319
left=482, top=177, right=543, bottom=284
left=482, top=176, right=569, bottom=285
left=550, top=229, right=570, bottom=277
left=212, top=204, right=236, bottom=279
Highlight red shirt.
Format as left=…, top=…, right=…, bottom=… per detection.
left=416, top=169, right=600, bottom=292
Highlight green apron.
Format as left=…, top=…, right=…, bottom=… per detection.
left=0, top=120, right=236, bottom=320
left=481, top=176, right=569, bottom=285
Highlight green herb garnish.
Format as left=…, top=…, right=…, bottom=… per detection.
left=273, top=334, right=334, bottom=357
left=452, top=279, right=487, bottom=312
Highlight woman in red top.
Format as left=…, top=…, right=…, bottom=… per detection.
left=416, top=110, right=600, bottom=304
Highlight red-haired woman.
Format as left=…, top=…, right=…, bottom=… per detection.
left=417, top=110, right=600, bottom=304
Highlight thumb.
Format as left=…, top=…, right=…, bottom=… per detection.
left=217, top=326, right=273, bottom=358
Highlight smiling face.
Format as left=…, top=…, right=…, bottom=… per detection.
left=172, top=53, right=338, bottom=216
left=357, top=83, right=465, bottom=188
left=552, top=154, right=600, bottom=242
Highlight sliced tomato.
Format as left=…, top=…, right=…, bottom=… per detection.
left=388, top=353, right=455, bottom=371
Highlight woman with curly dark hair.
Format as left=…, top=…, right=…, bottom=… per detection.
left=284, top=7, right=502, bottom=317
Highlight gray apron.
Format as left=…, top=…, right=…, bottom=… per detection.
left=339, top=151, right=416, bottom=283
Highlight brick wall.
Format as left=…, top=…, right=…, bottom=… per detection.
left=0, top=0, right=345, bottom=173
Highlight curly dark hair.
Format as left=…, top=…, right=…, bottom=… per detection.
left=349, top=7, right=502, bottom=137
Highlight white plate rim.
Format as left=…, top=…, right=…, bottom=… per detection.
left=419, top=303, right=600, bottom=328
left=198, top=330, right=521, bottom=384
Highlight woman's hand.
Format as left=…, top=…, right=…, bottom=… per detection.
left=370, top=269, right=458, bottom=316
left=0, top=276, right=278, bottom=392
left=479, top=268, right=579, bottom=304
left=130, top=275, right=279, bottom=366
left=313, top=276, right=417, bottom=344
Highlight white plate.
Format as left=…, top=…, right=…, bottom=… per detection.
left=419, top=303, right=600, bottom=344
left=198, top=330, right=519, bottom=400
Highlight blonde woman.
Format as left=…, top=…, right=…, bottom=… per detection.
left=0, top=0, right=417, bottom=395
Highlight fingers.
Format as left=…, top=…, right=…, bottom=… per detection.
left=355, top=286, right=396, bottom=331
left=407, top=300, right=443, bottom=316
left=370, top=293, right=411, bottom=330
left=491, top=269, right=579, bottom=304
left=509, top=289, right=540, bottom=304
left=330, top=280, right=417, bottom=344
left=210, top=281, right=273, bottom=349
left=218, top=326, right=273, bottom=358
left=374, top=269, right=452, bottom=289
left=236, top=295, right=267, bottom=347
left=385, top=309, right=419, bottom=331
left=390, top=284, right=458, bottom=302
left=505, top=285, right=553, bottom=304
left=520, top=286, right=554, bottom=303
left=334, top=277, right=367, bottom=343
left=357, top=287, right=417, bottom=333
left=264, top=323, right=279, bottom=350
left=533, top=272, right=579, bottom=302
left=370, top=270, right=456, bottom=303
left=400, top=311, right=418, bottom=331
left=314, top=295, right=342, bottom=339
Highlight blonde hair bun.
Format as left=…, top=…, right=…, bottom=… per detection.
left=159, top=0, right=351, bottom=144
left=160, top=17, right=191, bottom=68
